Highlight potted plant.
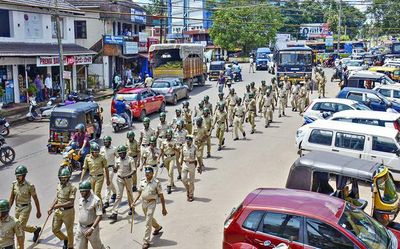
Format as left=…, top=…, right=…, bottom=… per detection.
left=27, top=85, right=37, bottom=97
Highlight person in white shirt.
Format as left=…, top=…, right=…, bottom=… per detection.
left=45, top=73, right=53, bottom=98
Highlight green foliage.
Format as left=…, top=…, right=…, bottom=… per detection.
left=209, top=0, right=283, bottom=52
left=367, top=0, right=400, bottom=36
left=143, top=0, right=166, bottom=15
left=27, top=85, right=37, bottom=96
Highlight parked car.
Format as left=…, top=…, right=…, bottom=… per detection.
left=374, top=84, right=400, bottom=103
left=369, top=66, right=400, bottom=82
left=337, top=87, right=400, bottom=112
left=111, top=87, right=165, bottom=121
left=330, top=110, right=400, bottom=131
left=151, top=78, right=189, bottom=105
left=223, top=188, right=400, bottom=249
left=302, top=98, right=370, bottom=124
left=346, top=70, right=396, bottom=88
left=343, top=59, right=366, bottom=72
left=296, top=120, right=400, bottom=180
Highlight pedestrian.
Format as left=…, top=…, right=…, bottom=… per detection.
left=283, top=76, right=291, bottom=108
left=318, top=71, right=326, bottom=98
left=192, top=117, right=208, bottom=171
left=216, top=71, right=226, bottom=93
left=233, top=97, right=246, bottom=140
left=48, top=168, right=76, bottom=249
left=0, top=199, right=24, bottom=249
left=262, top=89, right=274, bottom=128
left=9, top=165, right=42, bottom=243
left=100, top=136, right=117, bottom=211
left=215, top=92, right=227, bottom=114
left=126, top=131, right=141, bottom=192
left=156, top=112, right=170, bottom=148
left=278, top=83, right=287, bottom=118
left=139, top=117, right=156, bottom=160
left=140, top=136, right=161, bottom=177
left=144, top=74, right=153, bottom=88
left=182, top=101, right=193, bottom=134
left=291, top=81, right=300, bottom=112
left=305, top=75, right=312, bottom=105
left=202, top=108, right=213, bottom=158
left=68, top=123, right=90, bottom=160
left=246, top=93, right=257, bottom=134
left=75, top=181, right=105, bottom=249
left=45, top=73, right=53, bottom=99
left=170, top=108, right=184, bottom=130
left=193, top=100, right=204, bottom=118
left=203, top=95, right=213, bottom=116
left=109, top=145, right=136, bottom=221
left=131, top=167, right=167, bottom=249
left=212, top=103, right=228, bottom=151
left=34, top=74, right=44, bottom=102
left=258, top=81, right=268, bottom=113
left=80, top=142, right=110, bottom=207
left=226, top=88, right=238, bottom=127
left=160, top=129, right=179, bottom=194
left=249, top=55, right=255, bottom=73
left=271, top=78, right=278, bottom=111
left=179, top=135, right=201, bottom=202
left=173, top=120, right=187, bottom=180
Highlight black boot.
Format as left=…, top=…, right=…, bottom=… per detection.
left=63, top=240, right=68, bottom=249
left=279, top=114, right=281, bottom=118
left=233, top=137, right=239, bottom=141
left=177, top=174, right=181, bottom=180
left=243, top=132, right=246, bottom=139
left=128, top=208, right=133, bottom=215
left=109, top=213, right=117, bottom=221
left=167, top=186, right=172, bottom=194
left=218, top=146, right=222, bottom=151
left=222, top=138, right=225, bottom=145
left=110, top=194, right=116, bottom=203
left=132, top=186, right=137, bottom=192
left=33, top=226, right=41, bottom=242
left=207, top=152, right=211, bottom=158
left=104, top=202, right=110, bottom=209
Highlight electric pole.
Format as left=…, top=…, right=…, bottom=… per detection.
left=337, top=0, right=342, bottom=53
left=55, top=0, right=65, bottom=102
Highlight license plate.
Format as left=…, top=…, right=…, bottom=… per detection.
left=4, top=123, right=9, bottom=127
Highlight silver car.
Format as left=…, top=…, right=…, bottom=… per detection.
left=151, top=78, right=189, bottom=105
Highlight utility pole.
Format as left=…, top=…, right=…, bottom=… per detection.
left=337, top=0, right=342, bottom=53
left=55, top=0, right=65, bottom=101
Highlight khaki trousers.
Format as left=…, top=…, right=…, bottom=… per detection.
left=228, top=105, right=235, bottom=125
left=89, top=175, right=104, bottom=205
left=164, top=156, right=176, bottom=187
left=75, top=225, right=104, bottom=249
left=278, top=97, right=286, bottom=115
left=263, top=106, right=273, bottom=125
left=233, top=116, right=244, bottom=139
left=249, top=111, right=256, bottom=131
left=52, top=208, right=75, bottom=248
left=291, top=94, right=298, bottom=109
left=104, top=167, right=116, bottom=203
left=111, top=177, right=133, bottom=214
left=195, top=141, right=205, bottom=167
left=185, top=123, right=193, bottom=135
left=142, top=200, right=161, bottom=244
left=15, top=204, right=36, bottom=233
left=181, top=162, right=195, bottom=197
left=215, top=124, right=225, bottom=146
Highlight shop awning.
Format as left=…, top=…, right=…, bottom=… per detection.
left=0, top=42, right=97, bottom=57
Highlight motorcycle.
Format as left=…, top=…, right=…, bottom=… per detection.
left=331, top=67, right=342, bottom=82
left=111, top=113, right=131, bottom=132
left=0, top=117, right=10, bottom=137
left=0, top=135, right=15, bottom=165
left=233, top=72, right=242, bottom=82
left=26, top=97, right=57, bottom=121
left=61, top=142, right=83, bottom=172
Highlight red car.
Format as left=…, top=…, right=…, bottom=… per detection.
left=223, top=188, right=400, bottom=249
left=111, top=88, right=166, bottom=121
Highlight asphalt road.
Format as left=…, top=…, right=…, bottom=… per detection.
left=1, top=65, right=345, bottom=249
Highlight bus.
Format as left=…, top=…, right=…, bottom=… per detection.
left=274, top=42, right=313, bottom=83
left=305, top=40, right=365, bottom=54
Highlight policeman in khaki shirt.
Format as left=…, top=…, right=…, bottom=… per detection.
left=233, top=97, right=246, bottom=140
left=262, top=89, right=274, bottom=128
left=226, top=88, right=238, bottom=127
left=126, top=131, right=141, bottom=192
left=139, top=117, right=156, bottom=160
left=109, top=145, right=135, bottom=221
left=0, top=199, right=24, bottom=249
left=212, top=103, right=228, bottom=151
left=141, top=136, right=161, bottom=177
left=160, top=129, right=179, bottom=194
left=173, top=120, right=187, bottom=180
left=100, top=136, right=117, bottom=210
left=131, top=167, right=167, bottom=249
left=202, top=108, right=213, bottom=158
left=75, top=181, right=105, bottom=249
left=246, top=93, right=257, bottom=134
left=48, top=168, right=76, bottom=249
left=179, top=135, right=200, bottom=202
left=9, top=165, right=41, bottom=243
left=182, top=101, right=193, bottom=134
left=192, top=117, right=208, bottom=172
left=80, top=142, right=110, bottom=205
left=203, top=95, right=213, bottom=115
left=156, top=112, right=170, bottom=148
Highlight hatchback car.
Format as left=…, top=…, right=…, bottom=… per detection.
left=111, top=88, right=165, bottom=121
left=151, top=78, right=189, bottom=105
left=374, top=84, right=400, bottom=103
left=223, top=188, right=400, bottom=249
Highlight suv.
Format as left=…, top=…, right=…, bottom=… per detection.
left=223, top=188, right=400, bottom=249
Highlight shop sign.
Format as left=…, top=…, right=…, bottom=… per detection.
left=130, top=9, right=146, bottom=25
left=139, top=42, right=147, bottom=52
left=123, top=42, right=139, bottom=55
left=36, top=56, right=93, bottom=67
left=104, top=35, right=124, bottom=45
left=139, top=32, right=148, bottom=42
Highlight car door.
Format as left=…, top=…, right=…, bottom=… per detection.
left=251, top=212, right=304, bottom=249
left=365, top=136, right=400, bottom=172
left=146, top=90, right=157, bottom=113
left=174, top=80, right=184, bottom=99
left=332, top=132, right=366, bottom=159
left=346, top=92, right=363, bottom=103
left=141, top=90, right=152, bottom=113
left=365, top=92, right=386, bottom=111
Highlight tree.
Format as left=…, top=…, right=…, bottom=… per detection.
left=209, top=0, right=283, bottom=53
left=367, top=0, right=400, bottom=37
left=143, top=0, right=166, bottom=15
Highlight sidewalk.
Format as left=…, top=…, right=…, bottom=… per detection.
left=0, top=89, right=114, bottom=125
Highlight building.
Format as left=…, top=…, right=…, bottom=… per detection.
left=0, top=0, right=95, bottom=104
left=67, top=0, right=150, bottom=88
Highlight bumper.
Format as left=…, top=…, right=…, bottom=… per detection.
left=256, top=64, right=268, bottom=69
left=163, top=94, right=175, bottom=103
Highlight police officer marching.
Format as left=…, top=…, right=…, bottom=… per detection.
left=298, top=81, right=308, bottom=115
left=262, top=88, right=274, bottom=128
left=192, top=117, right=208, bottom=172
left=126, top=131, right=141, bottom=192
left=193, top=100, right=204, bottom=118
left=173, top=120, right=187, bottom=180
left=226, top=88, right=238, bottom=127
left=182, top=101, right=193, bottom=134
left=48, top=168, right=76, bottom=249
left=247, top=93, right=257, bottom=134
left=203, top=95, right=213, bottom=115
left=75, top=181, right=105, bottom=249
left=141, top=136, right=161, bottom=177
left=160, top=129, right=179, bottom=194
left=100, top=136, right=117, bottom=212
left=131, top=167, right=167, bottom=249
left=291, top=81, right=300, bottom=112
left=179, top=135, right=201, bottom=202
left=278, top=82, right=287, bottom=118
left=258, top=81, right=268, bottom=114
left=233, top=97, right=246, bottom=140
left=202, top=108, right=213, bottom=158
left=170, top=108, right=184, bottom=130
left=215, top=92, right=227, bottom=113
left=212, top=103, right=228, bottom=151
left=0, top=199, right=24, bottom=249
left=139, top=117, right=156, bottom=162
left=156, top=112, right=170, bottom=148
left=283, top=76, right=291, bottom=108
left=9, top=165, right=42, bottom=243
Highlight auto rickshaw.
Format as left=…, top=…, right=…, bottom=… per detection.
left=286, top=151, right=399, bottom=227
left=369, top=66, right=400, bottom=82
left=208, top=61, right=226, bottom=80
left=47, top=102, right=103, bottom=153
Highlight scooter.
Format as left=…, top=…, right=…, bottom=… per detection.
left=0, top=117, right=10, bottom=137
left=61, top=142, right=83, bottom=172
left=26, top=97, right=57, bottom=121
left=111, top=113, right=131, bottom=132
left=0, top=135, right=15, bottom=165
left=233, top=72, right=242, bottom=82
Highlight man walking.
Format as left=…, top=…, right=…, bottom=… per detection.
left=0, top=199, right=24, bottom=249
left=100, top=136, right=117, bottom=211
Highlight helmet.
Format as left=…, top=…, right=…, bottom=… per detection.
left=175, top=108, right=182, bottom=114
left=218, top=92, right=224, bottom=97
left=127, top=131, right=135, bottom=138
left=204, top=95, right=209, bottom=101
left=177, top=120, right=184, bottom=127
left=90, top=142, right=100, bottom=153
left=143, top=117, right=150, bottom=124
left=0, top=199, right=10, bottom=213
left=250, top=82, right=255, bottom=87
left=272, top=77, right=276, bottom=83
left=261, top=80, right=266, bottom=85
left=183, top=101, right=189, bottom=107
left=149, top=136, right=157, bottom=144
left=117, top=145, right=127, bottom=154
left=75, top=123, right=85, bottom=132
left=246, top=84, right=250, bottom=89
left=203, top=108, right=210, bottom=114
left=79, top=181, right=91, bottom=191
left=196, top=117, right=203, bottom=125
left=284, top=75, right=289, bottom=80
left=67, top=94, right=74, bottom=101
left=159, top=112, right=166, bottom=119
left=15, top=165, right=28, bottom=176
left=58, top=168, right=71, bottom=178
left=198, top=101, right=204, bottom=108
left=185, top=134, right=194, bottom=141
left=116, top=95, right=124, bottom=101
left=230, top=88, right=235, bottom=94
left=103, top=135, right=112, bottom=143
left=166, top=128, right=173, bottom=137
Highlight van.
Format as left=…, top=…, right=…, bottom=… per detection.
left=255, top=47, right=271, bottom=70
left=330, top=110, right=400, bottom=131
left=296, top=120, right=400, bottom=180
left=346, top=70, right=396, bottom=88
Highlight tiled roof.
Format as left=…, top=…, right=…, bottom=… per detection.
left=0, top=0, right=80, bottom=11
left=65, top=0, right=106, bottom=8
left=0, top=42, right=96, bottom=56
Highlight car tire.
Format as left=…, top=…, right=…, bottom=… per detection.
left=172, top=95, right=178, bottom=105
left=140, top=110, right=147, bottom=122
left=159, top=102, right=166, bottom=113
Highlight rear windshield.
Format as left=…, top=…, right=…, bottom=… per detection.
left=210, top=64, right=224, bottom=70
left=115, top=93, right=138, bottom=101
left=152, top=82, right=170, bottom=88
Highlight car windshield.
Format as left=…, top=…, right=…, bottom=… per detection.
left=376, top=173, right=398, bottom=204
left=279, top=51, right=312, bottom=66
left=257, top=52, right=270, bottom=58
left=115, top=93, right=138, bottom=101
left=339, top=204, right=390, bottom=249
left=352, top=103, right=370, bottom=110
left=152, top=81, right=170, bottom=88
left=346, top=61, right=363, bottom=67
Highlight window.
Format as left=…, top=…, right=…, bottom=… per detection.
left=378, top=88, right=391, bottom=98
left=393, top=90, right=400, bottom=99
left=51, top=16, right=64, bottom=38
left=259, top=212, right=301, bottom=242
left=0, top=9, right=10, bottom=37
left=335, top=132, right=365, bottom=151
left=336, top=104, right=352, bottom=112
left=366, top=93, right=381, bottom=102
left=308, top=129, right=333, bottom=146
left=172, top=80, right=180, bottom=87
left=306, top=219, right=354, bottom=249
left=242, top=211, right=264, bottom=231
left=74, top=20, right=87, bottom=39
left=347, top=92, right=363, bottom=102
left=372, top=136, right=398, bottom=153
left=312, top=102, right=334, bottom=112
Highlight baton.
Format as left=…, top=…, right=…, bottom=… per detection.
left=32, top=212, right=52, bottom=248
left=123, top=177, right=134, bottom=233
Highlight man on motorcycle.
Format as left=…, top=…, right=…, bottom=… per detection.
left=68, top=123, right=90, bottom=159
left=64, top=94, right=76, bottom=105
left=114, top=95, right=132, bottom=127
left=232, top=61, right=242, bottom=81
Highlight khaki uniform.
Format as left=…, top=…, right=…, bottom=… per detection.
left=75, top=194, right=104, bottom=249
left=111, top=156, right=135, bottom=215
left=138, top=177, right=162, bottom=245
left=181, top=143, right=197, bottom=197
left=226, top=94, right=237, bottom=126
left=193, top=107, right=204, bottom=118
left=11, top=180, right=37, bottom=234
left=202, top=115, right=213, bottom=155
left=204, top=102, right=213, bottom=115
left=317, top=73, right=326, bottom=98
left=284, top=80, right=291, bottom=107
left=291, top=84, right=300, bottom=110
left=174, top=129, right=187, bottom=176
left=142, top=147, right=161, bottom=177
left=0, top=216, right=23, bottom=248
left=298, top=85, right=307, bottom=114
left=100, top=146, right=116, bottom=204
left=192, top=125, right=208, bottom=167
left=140, top=128, right=156, bottom=164
left=214, top=100, right=227, bottom=113
left=157, top=122, right=170, bottom=148
left=263, top=94, right=274, bottom=126
left=213, top=110, right=227, bottom=146
left=170, top=116, right=184, bottom=130
left=161, top=139, right=177, bottom=187
left=183, top=108, right=193, bottom=134
left=271, top=83, right=278, bottom=111
left=83, top=154, right=107, bottom=202
left=305, top=79, right=312, bottom=105
left=126, top=139, right=140, bottom=188
left=233, top=105, right=246, bottom=139
left=247, top=98, right=257, bottom=132
left=258, top=85, right=268, bottom=112
left=278, top=86, right=287, bottom=116
left=52, top=182, right=77, bottom=248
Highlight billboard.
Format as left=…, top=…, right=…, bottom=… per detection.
left=300, top=23, right=329, bottom=39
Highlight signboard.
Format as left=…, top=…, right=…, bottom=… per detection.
left=139, top=42, right=148, bottom=53
left=123, top=42, right=139, bottom=55
left=131, top=9, right=146, bottom=25
left=36, top=56, right=93, bottom=67
left=139, top=32, right=148, bottom=42
left=300, top=23, right=329, bottom=39
left=276, top=33, right=291, bottom=42
left=63, top=71, right=71, bottom=80
left=103, top=35, right=124, bottom=45
left=103, top=44, right=121, bottom=56
left=325, top=36, right=334, bottom=51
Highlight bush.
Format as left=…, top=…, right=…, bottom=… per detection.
left=27, top=85, right=37, bottom=96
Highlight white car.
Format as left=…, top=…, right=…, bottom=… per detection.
left=329, top=110, right=400, bottom=130
left=303, top=98, right=370, bottom=124
left=373, top=84, right=400, bottom=103
left=344, top=59, right=367, bottom=72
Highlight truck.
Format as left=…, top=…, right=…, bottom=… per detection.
left=149, top=43, right=207, bottom=91
left=255, top=47, right=271, bottom=70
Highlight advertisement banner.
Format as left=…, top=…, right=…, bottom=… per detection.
left=123, top=42, right=139, bottom=55
left=300, top=23, right=329, bottom=39
left=104, top=35, right=124, bottom=45
left=36, top=56, right=93, bottom=67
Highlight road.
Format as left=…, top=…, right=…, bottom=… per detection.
left=1, top=64, right=341, bottom=249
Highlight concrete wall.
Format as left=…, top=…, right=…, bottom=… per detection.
left=74, top=12, right=103, bottom=49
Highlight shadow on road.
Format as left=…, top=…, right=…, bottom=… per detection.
left=151, top=237, right=178, bottom=247
left=194, top=197, right=212, bottom=203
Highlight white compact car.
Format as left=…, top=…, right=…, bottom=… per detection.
left=373, top=84, right=400, bottom=103
left=330, top=110, right=400, bottom=130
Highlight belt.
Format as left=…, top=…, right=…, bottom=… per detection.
left=166, top=154, right=175, bottom=157
left=108, top=165, right=114, bottom=168
left=143, top=199, right=156, bottom=203
left=142, top=144, right=149, bottom=147
left=79, top=223, right=94, bottom=228
left=229, top=104, right=236, bottom=107
left=60, top=206, right=73, bottom=211
left=184, top=160, right=196, bottom=164
left=16, top=203, right=30, bottom=207
left=90, top=174, right=103, bottom=177
left=117, top=175, right=130, bottom=179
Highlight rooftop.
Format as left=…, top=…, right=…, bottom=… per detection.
left=0, top=0, right=80, bottom=12
left=0, top=42, right=96, bottom=57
